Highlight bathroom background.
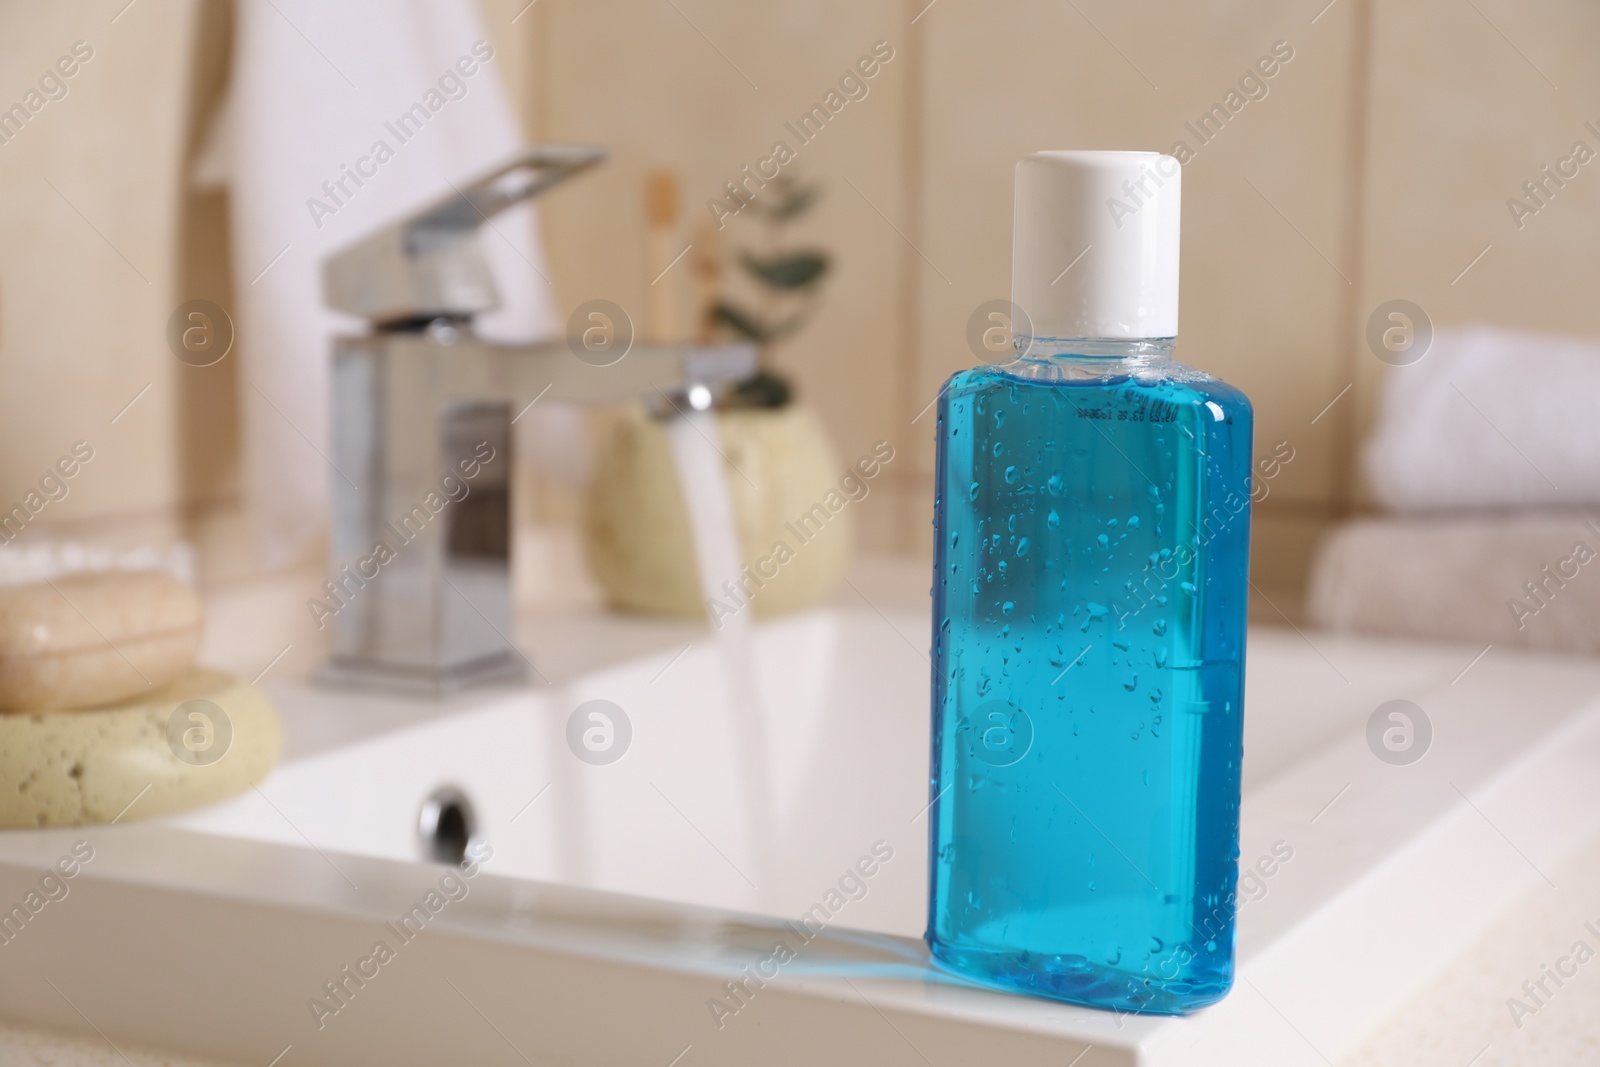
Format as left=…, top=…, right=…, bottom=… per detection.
left=1, top=0, right=1596, bottom=626
left=3, top=2, right=1600, bottom=1064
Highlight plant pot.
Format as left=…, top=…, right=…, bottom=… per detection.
left=582, top=402, right=851, bottom=620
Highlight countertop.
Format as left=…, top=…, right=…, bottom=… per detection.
left=6, top=556, right=1599, bottom=1064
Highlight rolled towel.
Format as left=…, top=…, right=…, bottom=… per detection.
left=1307, top=513, right=1600, bottom=654
left=1364, top=326, right=1600, bottom=510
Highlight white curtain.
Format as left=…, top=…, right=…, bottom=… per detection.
left=195, top=0, right=557, bottom=571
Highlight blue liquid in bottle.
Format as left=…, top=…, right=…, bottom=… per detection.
left=927, top=340, right=1252, bottom=1015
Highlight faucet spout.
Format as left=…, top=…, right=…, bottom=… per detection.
left=320, top=328, right=755, bottom=694
left=423, top=333, right=757, bottom=408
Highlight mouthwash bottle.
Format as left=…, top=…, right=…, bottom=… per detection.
left=927, top=151, right=1252, bottom=1015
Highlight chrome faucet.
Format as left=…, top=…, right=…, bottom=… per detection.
left=317, top=146, right=754, bottom=693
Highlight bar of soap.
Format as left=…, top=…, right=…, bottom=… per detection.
left=0, top=571, right=202, bottom=712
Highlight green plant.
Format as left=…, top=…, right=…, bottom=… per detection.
left=711, top=175, right=830, bottom=409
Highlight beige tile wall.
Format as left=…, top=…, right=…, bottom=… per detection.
left=520, top=0, right=912, bottom=550
left=519, top=0, right=1373, bottom=600
left=4, top=0, right=1597, bottom=603
left=0, top=0, right=201, bottom=536
left=1354, top=0, right=1600, bottom=482
left=912, top=0, right=1366, bottom=602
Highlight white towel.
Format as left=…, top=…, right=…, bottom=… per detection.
left=1364, top=326, right=1600, bottom=510
left=194, top=0, right=557, bottom=571
left=1307, top=513, right=1600, bottom=654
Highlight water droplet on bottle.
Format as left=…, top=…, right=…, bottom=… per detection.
left=1001, top=601, right=1014, bottom=615
left=1047, top=474, right=1063, bottom=496
left=1127, top=515, right=1141, bottom=528
left=1124, top=674, right=1138, bottom=692
left=1096, top=533, right=1109, bottom=548
left=1047, top=508, right=1060, bottom=529
left=1004, top=465, right=1019, bottom=484
left=1016, top=537, right=1030, bottom=556
left=969, top=482, right=980, bottom=501
left=1152, top=619, right=1167, bottom=636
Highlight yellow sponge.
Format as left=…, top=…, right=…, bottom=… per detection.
left=0, top=668, right=282, bottom=828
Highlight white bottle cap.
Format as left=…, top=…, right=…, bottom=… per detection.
left=1011, top=150, right=1181, bottom=342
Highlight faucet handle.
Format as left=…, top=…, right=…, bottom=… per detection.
left=323, top=145, right=607, bottom=328
left=407, top=145, right=606, bottom=247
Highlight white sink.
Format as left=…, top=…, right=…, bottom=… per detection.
left=4, top=581, right=1600, bottom=1067
left=177, top=608, right=934, bottom=938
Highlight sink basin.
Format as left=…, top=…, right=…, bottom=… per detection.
left=176, top=608, right=934, bottom=937
left=4, top=583, right=1600, bottom=1066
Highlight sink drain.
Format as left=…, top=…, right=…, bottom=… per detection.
left=418, top=786, right=479, bottom=866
